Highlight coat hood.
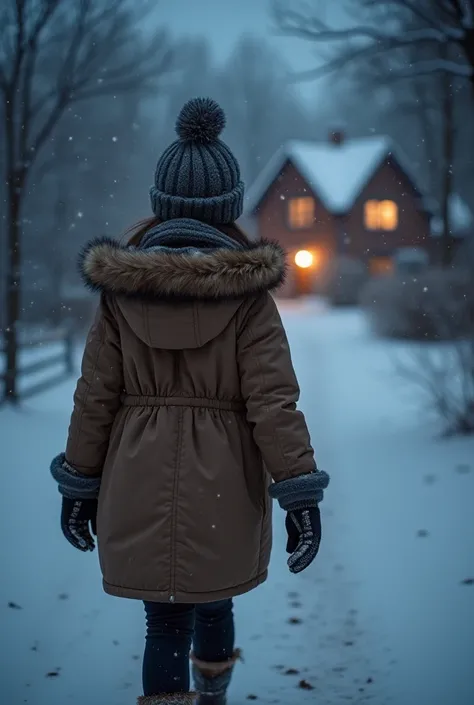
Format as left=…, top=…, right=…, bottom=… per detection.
left=79, top=231, right=286, bottom=350
left=79, top=236, right=286, bottom=301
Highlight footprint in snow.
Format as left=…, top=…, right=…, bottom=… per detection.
left=8, top=601, right=22, bottom=609
left=455, top=464, right=471, bottom=474
left=417, top=529, right=429, bottom=537
left=298, top=679, right=314, bottom=690
left=423, top=474, right=437, bottom=485
left=45, top=670, right=60, bottom=678
left=287, top=617, right=302, bottom=625
left=461, top=578, right=474, bottom=585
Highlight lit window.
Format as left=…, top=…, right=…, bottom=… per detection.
left=364, top=200, right=398, bottom=230
left=288, top=197, right=315, bottom=229
left=364, top=200, right=380, bottom=230
left=379, top=200, right=398, bottom=230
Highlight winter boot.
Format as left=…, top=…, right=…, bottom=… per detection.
left=190, top=649, right=241, bottom=705
left=137, top=693, right=196, bottom=704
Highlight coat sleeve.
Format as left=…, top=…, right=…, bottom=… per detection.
left=236, top=293, right=316, bottom=483
left=65, top=295, right=123, bottom=476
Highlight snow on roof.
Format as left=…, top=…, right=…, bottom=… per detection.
left=430, top=193, right=473, bottom=236
left=245, top=136, right=413, bottom=215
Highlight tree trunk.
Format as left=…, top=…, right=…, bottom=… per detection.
left=4, top=176, right=22, bottom=403
left=50, top=193, right=67, bottom=328
left=440, top=48, right=454, bottom=268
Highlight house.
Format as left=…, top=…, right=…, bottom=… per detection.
left=244, top=130, right=472, bottom=297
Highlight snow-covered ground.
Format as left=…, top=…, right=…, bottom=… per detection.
left=1, top=302, right=473, bottom=705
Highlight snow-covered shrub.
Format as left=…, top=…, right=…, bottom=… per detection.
left=363, top=266, right=474, bottom=434
left=323, top=256, right=368, bottom=306
left=360, top=268, right=474, bottom=341
left=395, top=340, right=474, bottom=436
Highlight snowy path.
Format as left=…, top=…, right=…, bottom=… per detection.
left=283, top=300, right=474, bottom=705
left=1, top=302, right=474, bottom=705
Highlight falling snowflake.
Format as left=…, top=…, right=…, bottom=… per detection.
left=77, top=211, right=83, bottom=218
left=112, top=136, right=118, bottom=142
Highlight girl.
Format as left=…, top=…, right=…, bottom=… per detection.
left=51, top=97, right=329, bottom=705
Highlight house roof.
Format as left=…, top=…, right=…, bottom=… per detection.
left=244, top=136, right=416, bottom=215
left=244, top=134, right=473, bottom=235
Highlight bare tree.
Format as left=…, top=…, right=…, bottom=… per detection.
left=215, top=36, right=312, bottom=185
left=273, top=0, right=474, bottom=88
left=273, top=0, right=472, bottom=265
left=0, top=0, right=174, bottom=403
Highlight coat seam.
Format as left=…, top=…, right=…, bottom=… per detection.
left=69, top=319, right=106, bottom=463
left=102, top=568, right=268, bottom=594
left=193, top=301, right=201, bottom=347
left=142, top=300, right=151, bottom=346
left=170, top=407, right=184, bottom=599
left=244, top=319, right=290, bottom=477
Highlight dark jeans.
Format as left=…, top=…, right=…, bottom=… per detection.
left=142, top=598, right=235, bottom=696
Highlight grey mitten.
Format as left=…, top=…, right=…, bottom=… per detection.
left=269, top=470, right=329, bottom=574
left=285, top=505, right=321, bottom=573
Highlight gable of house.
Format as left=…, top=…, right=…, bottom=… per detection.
left=345, top=156, right=431, bottom=264
left=255, top=157, right=336, bottom=253
left=244, top=136, right=419, bottom=217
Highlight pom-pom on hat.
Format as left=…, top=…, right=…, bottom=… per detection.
left=150, top=97, right=245, bottom=224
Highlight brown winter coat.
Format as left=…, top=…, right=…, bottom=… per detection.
left=65, top=236, right=316, bottom=603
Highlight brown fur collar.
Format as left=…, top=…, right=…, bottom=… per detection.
left=79, top=237, right=286, bottom=301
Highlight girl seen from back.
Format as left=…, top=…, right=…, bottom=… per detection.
left=51, top=98, right=329, bottom=705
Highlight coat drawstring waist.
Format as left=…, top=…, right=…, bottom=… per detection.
left=121, top=394, right=245, bottom=412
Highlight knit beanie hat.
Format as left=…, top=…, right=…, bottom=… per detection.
left=150, top=97, right=244, bottom=225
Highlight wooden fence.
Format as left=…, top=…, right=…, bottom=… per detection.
left=0, top=327, right=75, bottom=403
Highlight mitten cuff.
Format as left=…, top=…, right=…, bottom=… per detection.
left=50, top=453, right=101, bottom=499
left=268, top=471, right=330, bottom=510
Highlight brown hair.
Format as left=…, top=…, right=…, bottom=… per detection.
left=123, top=216, right=250, bottom=248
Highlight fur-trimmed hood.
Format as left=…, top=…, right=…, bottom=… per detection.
left=79, top=236, right=286, bottom=302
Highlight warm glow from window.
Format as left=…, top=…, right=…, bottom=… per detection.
left=288, top=197, right=315, bottom=229
left=369, top=256, right=394, bottom=276
left=364, top=200, right=398, bottom=230
left=295, top=250, right=314, bottom=268
left=364, top=200, right=380, bottom=229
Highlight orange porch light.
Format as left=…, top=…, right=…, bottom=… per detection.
left=295, top=249, right=314, bottom=268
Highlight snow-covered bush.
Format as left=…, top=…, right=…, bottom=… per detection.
left=323, top=256, right=368, bottom=306
left=362, top=266, right=474, bottom=434
left=395, top=340, right=474, bottom=436
left=360, top=268, right=474, bottom=341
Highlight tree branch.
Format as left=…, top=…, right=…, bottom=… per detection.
left=273, top=0, right=473, bottom=83
left=384, top=56, right=472, bottom=80
left=274, top=1, right=455, bottom=43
